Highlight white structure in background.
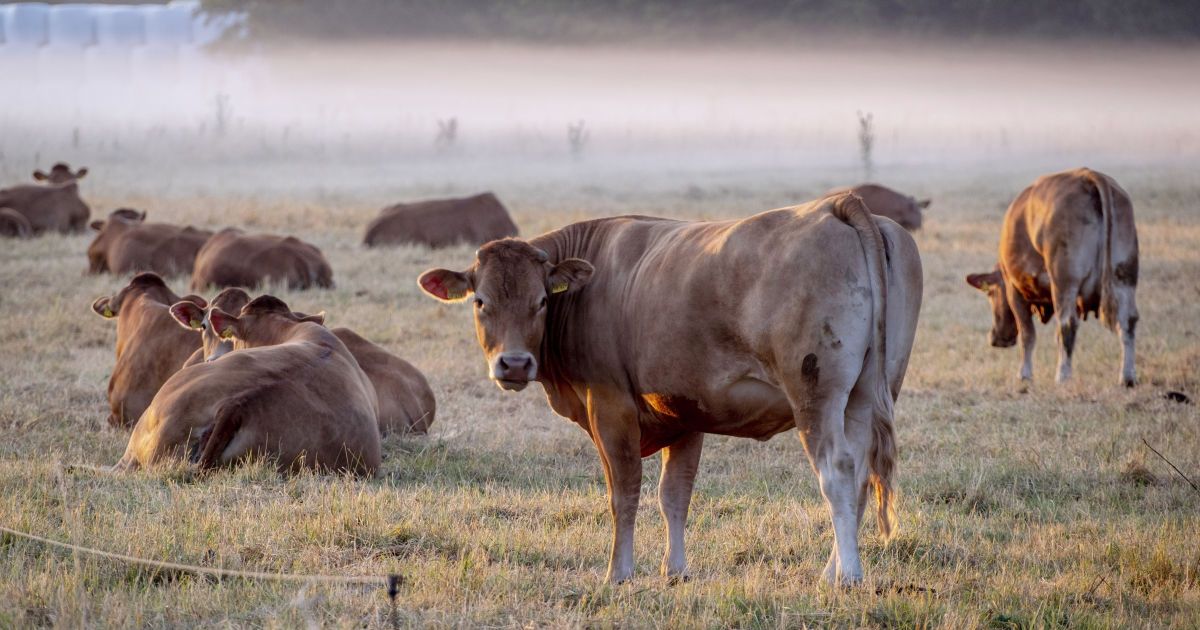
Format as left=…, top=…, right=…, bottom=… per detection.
left=0, top=2, right=247, bottom=128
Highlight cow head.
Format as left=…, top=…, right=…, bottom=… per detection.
left=202, top=295, right=325, bottom=351
left=34, top=162, right=88, bottom=185
left=966, top=267, right=1017, bottom=348
left=417, top=238, right=594, bottom=391
left=87, top=209, right=148, bottom=274
left=91, top=272, right=186, bottom=321
left=170, top=288, right=252, bottom=361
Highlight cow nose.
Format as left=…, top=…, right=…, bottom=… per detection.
left=492, top=352, right=537, bottom=382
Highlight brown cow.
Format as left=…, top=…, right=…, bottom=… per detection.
left=115, top=295, right=381, bottom=475
left=0, top=163, right=90, bottom=234
left=825, top=183, right=930, bottom=231
left=967, top=168, right=1138, bottom=386
left=91, top=273, right=206, bottom=427
left=173, top=290, right=436, bottom=435
left=363, top=192, right=519, bottom=248
left=87, top=209, right=214, bottom=276
left=0, top=208, right=32, bottom=238
left=191, top=228, right=334, bottom=291
left=417, top=193, right=923, bottom=585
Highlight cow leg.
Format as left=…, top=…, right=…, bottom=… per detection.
left=1116, top=286, right=1139, bottom=387
left=1007, top=285, right=1037, bottom=381
left=658, top=431, right=704, bottom=580
left=1052, top=283, right=1080, bottom=383
left=587, top=390, right=643, bottom=584
left=794, top=388, right=866, bottom=586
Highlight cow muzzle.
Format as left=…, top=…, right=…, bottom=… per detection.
left=491, top=351, right=537, bottom=391
left=990, top=332, right=1017, bottom=348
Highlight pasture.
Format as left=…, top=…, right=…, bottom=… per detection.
left=0, top=160, right=1197, bottom=628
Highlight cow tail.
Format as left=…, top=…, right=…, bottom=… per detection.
left=830, top=193, right=897, bottom=540
left=1085, top=170, right=1119, bottom=331
left=196, top=397, right=250, bottom=470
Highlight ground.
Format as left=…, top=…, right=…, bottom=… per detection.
left=0, top=160, right=1197, bottom=628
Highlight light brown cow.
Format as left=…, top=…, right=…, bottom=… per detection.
left=0, top=208, right=32, bottom=238
left=825, top=183, right=930, bottom=231
left=91, top=273, right=206, bottom=427
left=967, top=168, right=1138, bottom=386
left=116, top=295, right=381, bottom=475
left=172, top=290, right=436, bottom=435
left=0, top=163, right=90, bottom=234
left=191, top=228, right=334, bottom=291
left=363, top=192, right=519, bottom=248
left=87, top=209, right=214, bottom=276
left=418, top=193, right=923, bottom=585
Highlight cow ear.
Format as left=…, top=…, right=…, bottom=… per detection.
left=917, top=198, right=932, bottom=209
left=207, top=308, right=241, bottom=340
left=90, top=220, right=105, bottom=231
left=297, top=311, right=326, bottom=325
left=169, top=301, right=206, bottom=330
left=966, top=272, right=996, bottom=291
left=178, top=294, right=208, bottom=308
left=92, top=296, right=116, bottom=319
left=76, top=167, right=89, bottom=179
left=33, top=170, right=47, bottom=181
left=548, top=258, right=594, bottom=294
left=418, top=268, right=473, bottom=302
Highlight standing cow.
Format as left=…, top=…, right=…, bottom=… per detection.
left=417, top=193, right=922, bottom=585
left=966, top=168, right=1138, bottom=386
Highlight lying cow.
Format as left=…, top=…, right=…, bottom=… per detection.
left=191, top=228, right=334, bottom=290
left=967, top=168, right=1138, bottom=386
left=363, top=192, right=519, bottom=248
left=418, top=193, right=923, bottom=585
left=0, top=163, right=90, bottom=234
left=825, top=183, right=930, bottom=231
left=0, top=208, right=32, bottom=238
left=87, top=209, right=214, bottom=276
left=91, top=273, right=206, bottom=427
left=116, top=295, right=381, bottom=475
left=173, top=289, right=436, bottom=435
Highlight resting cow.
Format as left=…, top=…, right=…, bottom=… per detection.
left=0, top=163, right=90, bottom=234
left=87, top=209, right=214, bottom=276
left=825, top=183, right=930, bottom=231
left=417, top=193, right=923, bottom=585
left=967, top=168, right=1138, bottom=386
left=116, top=295, right=381, bottom=475
left=91, top=273, right=205, bottom=427
left=173, top=289, right=436, bottom=435
left=363, top=192, right=519, bottom=248
left=191, top=228, right=334, bottom=290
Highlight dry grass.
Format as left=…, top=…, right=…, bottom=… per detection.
left=0, top=162, right=1198, bottom=628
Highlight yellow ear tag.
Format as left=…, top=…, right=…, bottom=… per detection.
left=103, top=308, right=114, bottom=318
left=445, top=289, right=467, bottom=300
left=220, top=329, right=234, bottom=340
left=550, top=282, right=568, bottom=294
left=189, top=319, right=201, bottom=329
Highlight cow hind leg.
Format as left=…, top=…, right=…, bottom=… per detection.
left=1116, top=285, right=1138, bottom=387
left=657, top=432, right=704, bottom=580
left=1052, top=283, right=1081, bottom=384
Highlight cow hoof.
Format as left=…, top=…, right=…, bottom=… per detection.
left=1122, top=377, right=1137, bottom=388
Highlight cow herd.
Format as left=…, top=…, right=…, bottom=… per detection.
left=1, top=163, right=1139, bottom=586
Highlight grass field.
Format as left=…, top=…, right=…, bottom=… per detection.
left=0, top=161, right=1197, bottom=628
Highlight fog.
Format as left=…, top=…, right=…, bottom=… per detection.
left=2, top=38, right=1199, bottom=194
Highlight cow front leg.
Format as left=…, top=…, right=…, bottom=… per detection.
left=1008, top=285, right=1038, bottom=381
left=658, top=431, right=704, bottom=580
left=587, top=390, right=643, bottom=584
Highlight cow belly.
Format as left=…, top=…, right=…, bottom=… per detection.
left=640, top=377, right=794, bottom=455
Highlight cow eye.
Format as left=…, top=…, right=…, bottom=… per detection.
left=538, top=296, right=547, bottom=310
left=473, top=297, right=485, bottom=309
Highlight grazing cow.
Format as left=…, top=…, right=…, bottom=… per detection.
left=363, top=192, right=519, bottom=248
left=87, top=209, right=214, bottom=276
left=0, top=208, right=32, bottom=238
left=417, top=193, right=923, bottom=585
left=191, top=228, right=334, bottom=291
left=0, top=164, right=90, bottom=234
left=115, top=295, right=381, bottom=475
left=91, top=273, right=206, bottom=427
left=825, top=184, right=930, bottom=231
left=173, top=289, right=436, bottom=435
left=966, top=168, right=1138, bottom=386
